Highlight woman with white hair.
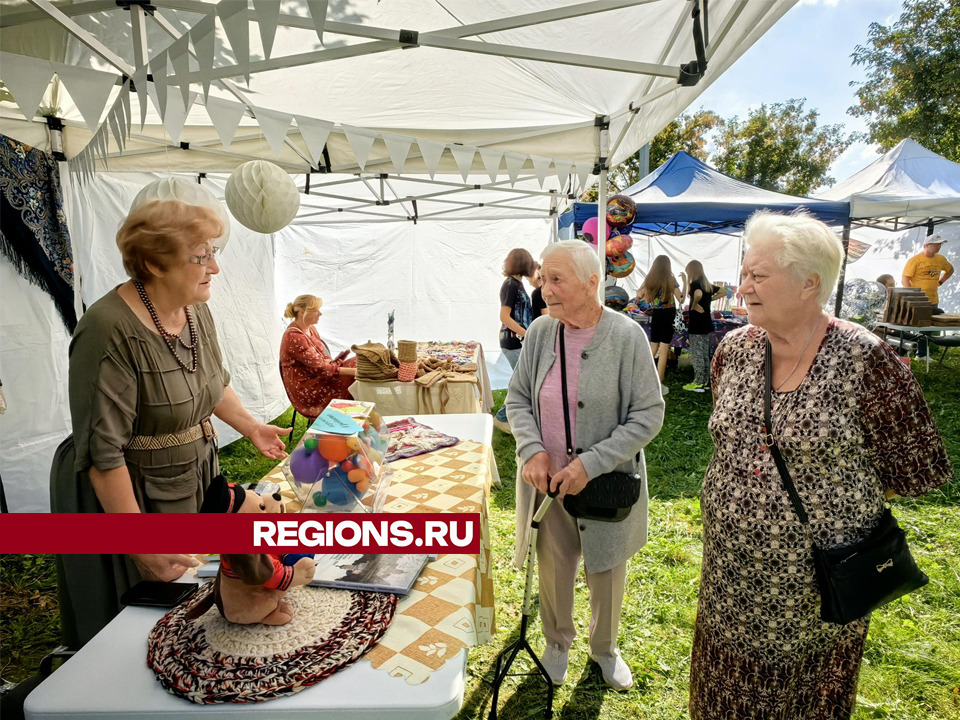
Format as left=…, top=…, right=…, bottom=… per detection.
left=689, top=212, right=951, bottom=719
left=506, top=240, right=665, bottom=690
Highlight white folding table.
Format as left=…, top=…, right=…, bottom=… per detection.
left=25, top=414, right=494, bottom=720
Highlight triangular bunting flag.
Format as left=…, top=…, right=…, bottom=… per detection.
left=108, top=109, right=124, bottom=155
left=119, top=81, right=131, bottom=145
left=190, top=14, right=216, bottom=101
left=478, top=148, right=503, bottom=184
left=0, top=52, right=55, bottom=122
left=252, top=0, right=281, bottom=60
left=97, top=129, right=109, bottom=170
left=150, top=49, right=170, bottom=122
left=554, top=159, right=574, bottom=191
left=575, top=162, right=592, bottom=194
left=218, top=0, right=250, bottom=84
left=131, top=66, right=149, bottom=129
left=382, top=133, right=414, bottom=174
left=505, top=153, right=526, bottom=186
left=295, top=115, right=333, bottom=167
left=154, top=87, right=195, bottom=144
left=205, top=96, right=247, bottom=151
left=417, top=139, right=445, bottom=179
left=253, top=105, right=293, bottom=158
left=450, top=144, right=476, bottom=182
left=55, top=64, right=119, bottom=133
left=341, top=125, right=377, bottom=171
left=306, top=0, right=328, bottom=44
left=168, top=33, right=191, bottom=107
left=530, top=155, right=552, bottom=188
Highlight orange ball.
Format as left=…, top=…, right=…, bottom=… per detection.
left=318, top=436, right=351, bottom=462
left=348, top=469, right=368, bottom=485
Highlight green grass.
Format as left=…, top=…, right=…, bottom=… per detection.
left=2, top=350, right=958, bottom=720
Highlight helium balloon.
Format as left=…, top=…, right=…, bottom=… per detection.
left=604, top=285, right=630, bottom=311
left=289, top=447, right=329, bottom=485
left=318, top=435, right=351, bottom=462
left=827, top=278, right=887, bottom=330
left=609, top=251, right=636, bottom=279
left=581, top=216, right=611, bottom=245
left=605, top=234, right=633, bottom=258
left=606, top=195, right=636, bottom=228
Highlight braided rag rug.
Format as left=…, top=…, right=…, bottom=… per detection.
left=147, top=583, right=397, bottom=704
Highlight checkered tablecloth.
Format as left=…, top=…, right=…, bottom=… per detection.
left=262, top=440, right=496, bottom=685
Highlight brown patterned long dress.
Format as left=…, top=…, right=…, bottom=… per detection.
left=689, top=319, right=951, bottom=720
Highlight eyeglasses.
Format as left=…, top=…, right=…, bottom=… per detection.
left=187, top=247, right=220, bottom=266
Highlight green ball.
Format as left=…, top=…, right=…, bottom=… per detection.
left=304, top=437, right=318, bottom=451
left=312, top=492, right=327, bottom=507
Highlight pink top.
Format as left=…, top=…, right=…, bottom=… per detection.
left=538, top=323, right=597, bottom=477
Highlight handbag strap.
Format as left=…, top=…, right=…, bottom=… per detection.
left=558, top=324, right=574, bottom=458
left=763, top=338, right=811, bottom=526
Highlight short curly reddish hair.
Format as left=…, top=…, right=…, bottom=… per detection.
left=116, top=200, right=224, bottom=282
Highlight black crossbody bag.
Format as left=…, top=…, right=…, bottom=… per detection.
left=556, top=324, right=642, bottom=522
left=763, top=339, right=928, bottom=624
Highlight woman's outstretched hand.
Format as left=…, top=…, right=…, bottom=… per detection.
left=249, top=423, right=290, bottom=459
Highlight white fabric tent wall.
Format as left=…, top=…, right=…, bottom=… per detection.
left=0, top=262, right=73, bottom=512
left=274, top=215, right=552, bottom=358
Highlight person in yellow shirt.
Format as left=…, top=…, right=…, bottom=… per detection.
left=902, top=235, right=953, bottom=308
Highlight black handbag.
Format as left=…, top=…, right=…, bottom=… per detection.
left=763, top=339, right=928, bottom=624
left=555, top=324, right=642, bottom=522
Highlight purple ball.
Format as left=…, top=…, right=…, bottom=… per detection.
left=289, top=447, right=330, bottom=486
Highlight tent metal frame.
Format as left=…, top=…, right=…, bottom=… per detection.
left=16, top=0, right=726, bottom=228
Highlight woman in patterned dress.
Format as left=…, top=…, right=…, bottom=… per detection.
left=280, top=294, right=356, bottom=422
left=689, top=211, right=952, bottom=720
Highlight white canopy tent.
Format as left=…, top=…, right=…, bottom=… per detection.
left=0, top=0, right=795, bottom=512
left=817, top=138, right=960, bottom=230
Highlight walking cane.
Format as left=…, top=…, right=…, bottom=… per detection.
left=488, top=486, right=559, bottom=720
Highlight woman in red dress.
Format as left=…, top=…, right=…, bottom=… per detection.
left=280, top=295, right=356, bottom=422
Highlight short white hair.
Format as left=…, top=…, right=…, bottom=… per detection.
left=743, top=211, right=843, bottom=306
left=541, top=240, right=603, bottom=284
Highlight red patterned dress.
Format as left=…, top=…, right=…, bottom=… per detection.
left=280, top=324, right=355, bottom=420
left=690, top=319, right=951, bottom=720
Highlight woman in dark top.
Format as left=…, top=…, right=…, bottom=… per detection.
left=531, top=263, right=548, bottom=318
left=681, top=260, right=721, bottom=392
left=638, top=255, right=682, bottom=395
left=494, top=248, right=536, bottom=433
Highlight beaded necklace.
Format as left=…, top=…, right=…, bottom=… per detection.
left=134, top=280, right=198, bottom=373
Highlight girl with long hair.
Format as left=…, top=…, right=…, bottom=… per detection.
left=638, top=255, right=682, bottom=393
left=680, top=260, right=720, bottom=392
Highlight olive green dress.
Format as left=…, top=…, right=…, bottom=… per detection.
left=49, top=287, right=231, bottom=647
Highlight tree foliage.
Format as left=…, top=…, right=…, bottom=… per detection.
left=849, top=0, right=960, bottom=162
left=711, top=99, right=852, bottom=196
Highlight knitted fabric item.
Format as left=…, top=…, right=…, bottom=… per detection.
left=397, top=361, right=418, bottom=382
left=352, top=342, right=399, bottom=381
left=147, top=583, right=397, bottom=704
left=397, top=340, right=418, bottom=364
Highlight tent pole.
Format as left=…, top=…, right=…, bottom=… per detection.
left=597, top=116, right=610, bottom=301
left=834, top=223, right=850, bottom=317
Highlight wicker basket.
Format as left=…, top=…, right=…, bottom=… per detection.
left=397, top=340, right=418, bottom=364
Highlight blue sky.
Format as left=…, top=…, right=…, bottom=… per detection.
left=691, top=0, right=904, bottom=191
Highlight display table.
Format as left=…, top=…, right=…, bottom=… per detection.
left=25, top=414, right=496, bottom=720
left=875, top=322, right=960, bottom=371
left=349, top=343, right=494, bottom=416
left=629, top=311, right=748, bottom=353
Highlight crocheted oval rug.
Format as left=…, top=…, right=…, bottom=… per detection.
left=147, top=582, right=397, bottom=704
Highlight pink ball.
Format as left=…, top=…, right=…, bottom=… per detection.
left=582, top=216, right=611, bottom=245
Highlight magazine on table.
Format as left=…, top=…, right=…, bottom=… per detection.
left=195, top=554, right=432, bottom=595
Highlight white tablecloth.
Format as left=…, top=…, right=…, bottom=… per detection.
left=25, top=415, right=495, bottom=720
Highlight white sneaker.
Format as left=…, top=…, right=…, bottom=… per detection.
left=590, top=650, right=633, bottom=690
left=492, top=416, right=513, bottom=435
left=539, top=644, right=569, bottom=686
left=660, top=384, right=670, bottom=396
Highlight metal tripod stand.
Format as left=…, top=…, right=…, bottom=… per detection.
left=488, top=488, right=558, bottom=720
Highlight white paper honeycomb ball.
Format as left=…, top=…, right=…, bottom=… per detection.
left=225, top=160, right=300, bottom=234
left=130, top=177, right=231, bottom=248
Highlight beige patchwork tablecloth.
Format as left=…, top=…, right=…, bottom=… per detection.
left=263, top=440, right=496, bottom=685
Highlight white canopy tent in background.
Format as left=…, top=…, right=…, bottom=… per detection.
left=0, top=0, right=795, bottom=511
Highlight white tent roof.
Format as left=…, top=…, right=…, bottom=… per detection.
left=817, top=139, right=960, bottom=226
left=0, top=0, right=793, bottom=179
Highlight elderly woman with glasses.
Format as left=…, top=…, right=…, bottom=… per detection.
left=689, top=211, right=951, bottom=720
left=51, top=199, right=289, bottom=516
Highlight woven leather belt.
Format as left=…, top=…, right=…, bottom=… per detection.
left=125, top=417, right=217, bottom=451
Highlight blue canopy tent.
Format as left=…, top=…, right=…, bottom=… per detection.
left=558, top=151, right=853, bottom=312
